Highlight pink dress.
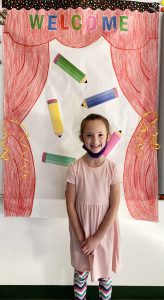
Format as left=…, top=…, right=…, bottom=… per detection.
left=65, top=157, right=121, bottom=282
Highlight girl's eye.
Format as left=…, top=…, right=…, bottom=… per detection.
left=99, top=134, right=104, bottom=137
left=86, top=134, right=92, bottom=137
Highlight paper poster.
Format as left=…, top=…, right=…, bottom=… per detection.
left=0, top=0, right=159, bottom=221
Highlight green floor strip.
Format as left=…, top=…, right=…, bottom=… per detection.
left=0, top=286, right=164, bottom=299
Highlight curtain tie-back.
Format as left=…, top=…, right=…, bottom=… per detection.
left=135, top=111, right=160, bottom=157
left=0, top=120, right=9, bottom=160
left=0, top=119, right=30, bottom=179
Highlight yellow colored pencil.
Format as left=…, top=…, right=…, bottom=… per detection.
left=47, top=99, right=64, bottom=137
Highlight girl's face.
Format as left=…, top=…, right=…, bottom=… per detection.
left=82, top=119, right=109, bottom=153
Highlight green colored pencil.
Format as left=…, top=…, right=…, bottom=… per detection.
left=42, top=152, right=75, bottom=166
left=54, top=53, right=87, bottom=83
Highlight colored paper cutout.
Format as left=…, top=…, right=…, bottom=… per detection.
left=42, top=152, right=75, bottom=166
left=103, top=131, right=122, bottom=157
left=54, top=53, right=87, bottom=83
left=47, top=99, right=64, bottom=137
left=81, top=88, right=118, bottom=108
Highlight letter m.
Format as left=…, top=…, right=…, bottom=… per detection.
left=103, top=16, right=116, bottom=31
left=30, top=15, right=44, bottom=29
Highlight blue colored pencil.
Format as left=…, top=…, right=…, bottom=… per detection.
left=81, top=88, right=118, bottom=108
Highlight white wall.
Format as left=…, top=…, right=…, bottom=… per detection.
left=0, top=199, right=164, bottom=286
left=0, top=1, right=164, bottom=286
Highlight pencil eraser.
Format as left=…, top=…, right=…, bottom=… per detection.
left=113, top=87, right=119, bottom=98
left=47, top=99, right=56, bottom=104
left=54, top=53, right=61, bottom=63
left=42, top=152, right=46, bottom=162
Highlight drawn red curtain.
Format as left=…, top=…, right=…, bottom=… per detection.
left=111, top=39, right=158, bottom=221
left=3, top=34, right=49, bottom=216
left=3, top=8, right=159, bottom=219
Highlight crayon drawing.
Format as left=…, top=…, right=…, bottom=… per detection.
left=1, top=3, right=159, bottom=221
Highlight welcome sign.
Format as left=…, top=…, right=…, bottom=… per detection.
left=29, top=14, right=129, bottom=31
left=1, top=0, right=159, bottom=221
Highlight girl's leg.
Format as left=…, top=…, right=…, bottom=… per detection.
left=74, top=269, right=89, bottom=300
left=98, top=277, right=112, bottom=300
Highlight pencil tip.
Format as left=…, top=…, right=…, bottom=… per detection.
left=81, top=104, right=84, bottom=107
left=85, top=80, right=87, bottom=83
left=119, top=130, right=122, bottom=133
left=58, top=135, right=62, bottom=138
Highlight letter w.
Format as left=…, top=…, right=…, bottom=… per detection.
left=30, top=15, right=44, bottom=29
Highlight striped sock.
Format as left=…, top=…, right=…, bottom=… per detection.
left=74, top=270, right=89, bottom=300
left=98, top=277, right=112, bottom=300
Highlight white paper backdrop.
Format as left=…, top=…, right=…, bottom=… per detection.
left=17, top=37, right=140, bottom=216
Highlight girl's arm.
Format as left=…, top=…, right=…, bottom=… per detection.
left=94, top=183, right=120, bottom=241
left=65, top=182, right=85, bottom=243
left=81, top=183, right=120, bottom=255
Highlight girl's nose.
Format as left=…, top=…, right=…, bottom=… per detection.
left=92, top=135, right=98, bottom=142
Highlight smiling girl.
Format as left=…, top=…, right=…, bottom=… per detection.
left=65, top=113, right=121, bottom=300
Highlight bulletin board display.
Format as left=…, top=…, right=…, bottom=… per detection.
left=0, top=0, right=160, bottom=221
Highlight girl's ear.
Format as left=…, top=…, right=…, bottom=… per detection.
left=79, top=135, right=84, bottom=142
left=107, top=134, right=110, bottom=142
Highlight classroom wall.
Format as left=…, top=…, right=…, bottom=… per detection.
left=0, top=199, right=164, bottom=286
left=0, top=1, right=164, bottom=287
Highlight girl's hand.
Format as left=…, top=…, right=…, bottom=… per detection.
left=81, top=235, right=100, bottom=256
left=79, top=235, right=85, bottom=244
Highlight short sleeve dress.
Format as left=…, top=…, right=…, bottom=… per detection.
left=65, top=157, right=121, bottom=282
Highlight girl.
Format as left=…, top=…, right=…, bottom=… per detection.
left=65, top=113, right=120, bottom=300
